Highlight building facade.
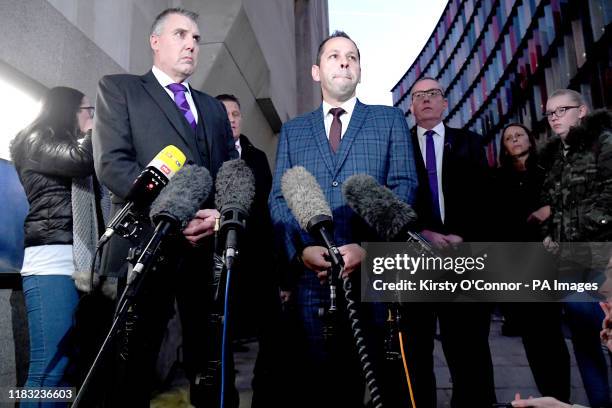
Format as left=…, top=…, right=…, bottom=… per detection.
left=392, top=0, right=611, bottom=165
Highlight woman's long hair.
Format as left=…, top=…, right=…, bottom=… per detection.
left=498, top=122, right=538, bottom=170
left=10, top=86, right=85, bottom=164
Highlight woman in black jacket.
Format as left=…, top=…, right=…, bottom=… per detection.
left=10, top=86, right=100, bottom=404
left=495, top=123, right=571, bottom=402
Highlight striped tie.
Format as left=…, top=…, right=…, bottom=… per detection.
left=167, top=83, right=197, bottom=131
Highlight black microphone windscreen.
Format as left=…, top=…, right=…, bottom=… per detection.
left=281, top=166, right=332, bottom=230
left=214, top=159, right=255, bottom=212
left=149, top=164, right=212, bottom=229
left=342, top=174, right=417, bottom=241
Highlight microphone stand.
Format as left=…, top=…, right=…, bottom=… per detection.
left=194, top=212, right=244, bottom=408
left=72, top=225, right=169, bottom=407
left=307, top=214, right=385, bottom=408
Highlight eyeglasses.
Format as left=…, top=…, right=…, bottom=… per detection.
left=79, top=106, right=95, bottom=118
left=411, top=89, right=444, bottom=100
left=544, top=105, right=580, bottom=119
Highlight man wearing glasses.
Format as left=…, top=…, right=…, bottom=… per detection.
left=79, top=105, right=95, bottom=119
left=399, top=77, right=496, bottom=407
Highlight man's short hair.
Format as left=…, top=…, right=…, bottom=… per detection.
left=216, top=94, right=241, bottom=109
left=411, top=76, right=446, bottom=96
left=315, top=30, right=360, bottom=65
left=151, top=8, right=199, bottom=36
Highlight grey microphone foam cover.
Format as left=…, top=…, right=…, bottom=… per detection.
left=342, top=174, right=417, bottom=241
left=281, top=166, right=332, bottom=230
left=215, top=159, right=255, bottom=212
left=149, top=164, right=212, bottom=229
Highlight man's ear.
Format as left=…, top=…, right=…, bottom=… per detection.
left=150, top=35, right=159, bottom=52
left=311, top=64, right=321, bottom=82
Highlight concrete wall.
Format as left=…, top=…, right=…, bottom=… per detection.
left=295, top=0, right=329, bottom=114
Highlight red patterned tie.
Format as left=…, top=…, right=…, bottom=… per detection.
left=329, top=107, right=345, bottom=153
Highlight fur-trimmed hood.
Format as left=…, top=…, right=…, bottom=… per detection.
left=565, top=108, right=612, bottom=147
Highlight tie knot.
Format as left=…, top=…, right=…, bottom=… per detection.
left=424, top=129, right=435, bottom=138
left=167, top=83, right=187, bottom=95
left=329, top=107, right=346, bottom=118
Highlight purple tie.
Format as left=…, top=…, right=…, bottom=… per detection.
left=167, top=83, right=196, bottom=131
left=425, top=130, right=441, bottom=222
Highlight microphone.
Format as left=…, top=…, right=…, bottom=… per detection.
left=280, top=166, right=344, bottom=269
left=342, top=174, right=433, bottom=252
left=215, top=159, right=255, bottom=270
left=281, top=171, right=389, bottom=408
left=98, top=145, right=187, bottom=247
left=130, top=164, right=212, bottom=276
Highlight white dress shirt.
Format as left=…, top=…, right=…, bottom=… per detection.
left=322, top=96, right=357, bottom=139
left=416, top=122, right=446, bottom=222
left=152, top=65, right=199, bottom=124
left=235, top=138, right=242, bottom=158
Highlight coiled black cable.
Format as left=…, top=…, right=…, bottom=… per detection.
left=342, top=275, right=384, bottom=408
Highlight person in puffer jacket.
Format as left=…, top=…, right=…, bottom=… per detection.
left=540, top=89, right=612, bottom=408
left=10, top=86, right=103, bottom=407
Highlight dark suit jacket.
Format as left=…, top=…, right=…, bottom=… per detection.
left=237, top=134, right=274, bottom=270
left=411, top=125, right=490, bottom=241
left=233, top=135, right=279, bottom=329
left=92, top=70, right=236, bottom=277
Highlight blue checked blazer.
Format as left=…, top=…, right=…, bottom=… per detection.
left=269, top=99, right=418, bottom=264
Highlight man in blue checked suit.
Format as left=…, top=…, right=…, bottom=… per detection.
left=269, top=31, right=418, bottom=407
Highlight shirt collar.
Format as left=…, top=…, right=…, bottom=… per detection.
left=322, top=96, right=357, bottom=118
left=417, top=122, right=445, bottom=139
left=152, top=66, right=191, bottom=93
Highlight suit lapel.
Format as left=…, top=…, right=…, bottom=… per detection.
left=140, top=71, right=199, bottom=158
left=310, top=106, right=335, bottom=176
left=333, top=99, right=366, bottom=176
left=442, top=126, right=455, bottom=203
left=192, top=91, right=214, bottom=164
left=411, top=129, right=426, bottom=176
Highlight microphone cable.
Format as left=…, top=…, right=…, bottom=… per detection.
left=220, top=265, right=232, bottom=408
left=398, top=331, right=417, bottom=408
left=341, top=272, right=384, bottom=408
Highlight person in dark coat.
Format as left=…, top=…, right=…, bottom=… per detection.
left=495, top=122, right=570, bottom=402
left=10, top=86, right=104, bottom=406
left=400, top=76, right=495, bottom=408
left=541, top=89, right=612, bottom=408
left=216, top=93, right=287, bottom=407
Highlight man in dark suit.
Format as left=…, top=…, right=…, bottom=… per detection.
left=215, top=93, right=285, bottom=406
left=92, top=8, right=236, bottom=407
left=400, top=76, right=495, bottom=407
left=269, top=31, right=418, bottom=407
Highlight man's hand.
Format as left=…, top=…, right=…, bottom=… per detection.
left=301, top=246, right=332, bottom=282
left=527, top=205, right=551, bottom=224
left=543, top=236, right=559, bottom=254
left=421, top=230, right=463, bottom=249
left=280, top=290, right=292, bottom=304
left=182, top=209, right=219, bottom=245
left=339, top=243, right=366, bottom=277
left=600, top=301, right=612, bottom=352
left=445, top=234, right=463, bottom=246
left=511, top=393, right=570, bottom=408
